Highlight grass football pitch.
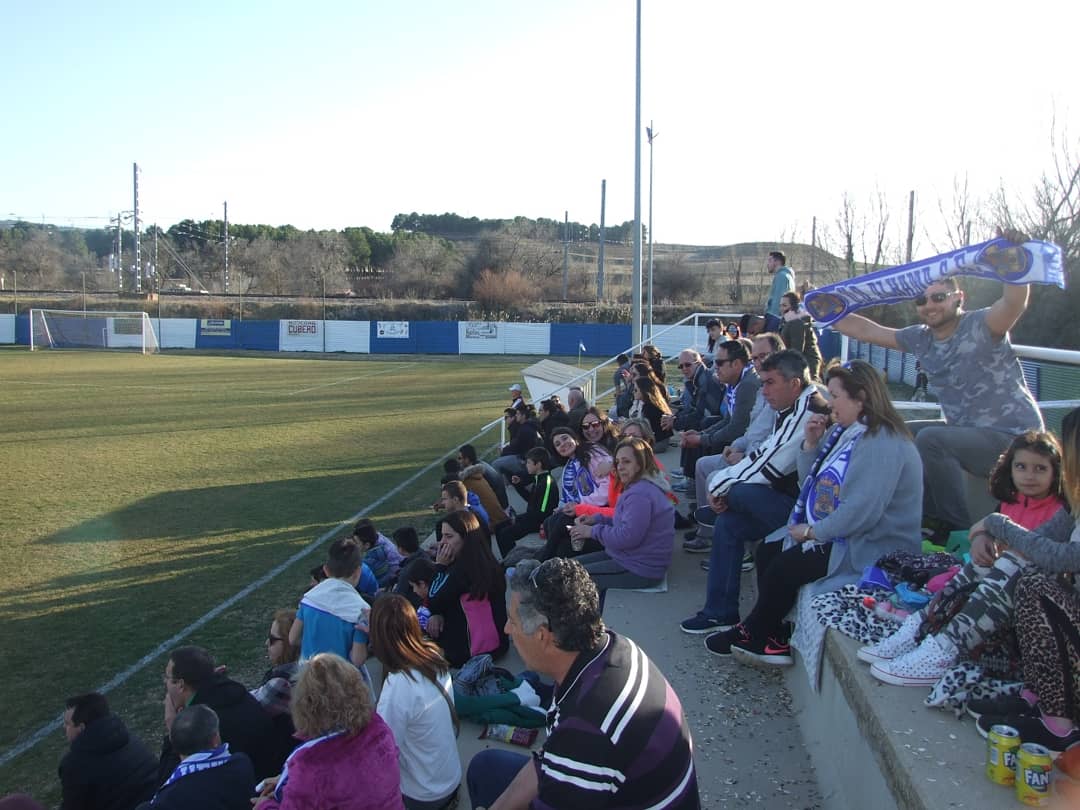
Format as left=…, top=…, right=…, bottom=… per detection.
left=0, top=348, right=541, bottom=801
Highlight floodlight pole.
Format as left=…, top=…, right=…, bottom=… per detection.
left=630, top=0, right=643, bottom=348
left=82, top=272, right=86, bottom=315
left=646, top=121, right=657, bottom=340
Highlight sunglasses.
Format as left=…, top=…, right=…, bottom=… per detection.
left=914, top=291, right=954, bottom=306
left=582, top=421, right=603, bottom=430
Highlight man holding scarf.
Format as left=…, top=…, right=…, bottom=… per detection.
left=831, top=231, right=1043, bottom=536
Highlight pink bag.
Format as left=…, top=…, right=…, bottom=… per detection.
left=461, top=595, right=500, bottom=657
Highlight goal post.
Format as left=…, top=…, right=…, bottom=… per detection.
left=29, top=309, right=160, bottom=354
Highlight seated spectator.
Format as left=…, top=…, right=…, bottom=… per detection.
left=629, top=377, right=673, bottom=442
left=310, top=552, right=378, bottom=598
left=612, top=353, right=631, bottom=394
left=427, top=510, right=509, bottom=667
left=492, top=406, right=543, bottom=495
left=568, top=437, right=675, bottom=607
left=971, top=570, right=1080, bottom=753
left=537, top=396, right=570, bottom=457
left=253, top=655, right=403, bottom=810
left=352, top=521, right=396, bottom=590
left=290, top=538, right=371, bottom=681
left=679, top=340, right=761, bottom=496
left=739, top=312, right=766, bottom=337
left=579, top=407, right=619, bottom=454
left=779, top=291, right=823, bottom=380
left=466, top=559, right=699, bottom=809
left=724, top=322, right=742, bottom=340
left=541, top=428, right=611, bottom=559
left=495, top=447, right=557, bottom=558
left=142, top=706, right=254, bottom=810
left=641, top=343, right=667, bottom=383
left=679, top=350, right=829, bottom=639
left=708, top=360, right=923, bottom=664
left=252, top=609, right=301, bottom=718
left=435, top=479, right=490, bottom=532
left=449, top=458, right=509, bottom=529
left=566, top=386, right=589, bottom=433
left=59, top=692, right=157, bottom=810
left=663, top=349, right=724, bottom=440
left=610, top=359, right=655, bottom=420
left=157, top=646, right=285, bottom=783
left=704, top=318, right=724, bottom=359
left=457, top=444, right=508, bottom=509
left=406, top=558, right=438, bottom=630
left=864, top=430, right=1068, bottom=686
left=684, top=333, right=784, bottom=533
left=391, top=526, right=432, bottom=608
left=370, top=595, right=461, bottom=810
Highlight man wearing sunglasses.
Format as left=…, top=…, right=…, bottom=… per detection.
left=832, top=237, right=1043, bottom=537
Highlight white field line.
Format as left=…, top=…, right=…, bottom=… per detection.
left=286, top=363, right=417, bottom=395
left=0, top=361, right=419, bottom=397
left=0, top=418, right=499, bottom=771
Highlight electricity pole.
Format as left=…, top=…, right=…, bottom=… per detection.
left=223, top=201, right=229, bottom=293
left=562, top=211, right=570, bottom=301
left=133, top=163, right=141, bottom=293
left=597, top=180, right=606, bottom=299
left=646, top=121, right=657, bottom=340
left=630, top=0, right=643, bottom=347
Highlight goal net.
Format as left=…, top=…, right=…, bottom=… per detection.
left=29, top=309, right=160, bottom=354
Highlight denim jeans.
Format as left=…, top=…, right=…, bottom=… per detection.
left=701, top=483, right=795, bottom=623
left=467, top=749, right=531, bottom=809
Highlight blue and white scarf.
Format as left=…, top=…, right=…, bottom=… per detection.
left=155, top=743, right=233, bottom=799
left=561, top=457, right=599, bottom=503
left=724, top=365, right=750, bottom=415
left=788, top=422, right=866, bottom=552
left=804, top=237, right=1064, bottom=326
left=274, top=731, right=345, bottom=802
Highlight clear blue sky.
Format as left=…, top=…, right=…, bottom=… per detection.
left=2, top=0, right=1076, bottom=253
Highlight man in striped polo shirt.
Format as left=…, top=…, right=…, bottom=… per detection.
left=467, top=558, right=699, bottom=810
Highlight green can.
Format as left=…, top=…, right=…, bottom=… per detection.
left=986, top=724, right=1021, bottom=785
left=1015, top=742, right=1052, bottom=806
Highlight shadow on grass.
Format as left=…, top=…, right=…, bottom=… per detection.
left=0, top=468, right=441, bottom=752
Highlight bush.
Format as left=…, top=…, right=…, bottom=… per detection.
left=472, top=269, right=533, bottom=315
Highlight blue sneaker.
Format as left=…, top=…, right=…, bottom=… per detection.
left=680, top=614, right=732, bottom=635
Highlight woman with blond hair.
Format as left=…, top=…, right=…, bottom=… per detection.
left=371, top=594, right=461, bottom=810
left=254, top=654, right=403, bottom=810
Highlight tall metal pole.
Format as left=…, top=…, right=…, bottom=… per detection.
left=223, top=200, right=229, bottom=294
left=153, top=223, right=159, bottom=291
left=597, top=180, right=606, bottom=299
left=116, top=216, right=123, bottom=292
left=810, top=215, right=817, bottom=286
left=133, top=163, right=141, bottom=293
left=646, top=121, right=657, bottom=340
left=562, top=211, right=569, bottom=301
left=631, top=0, right=643, bottom=348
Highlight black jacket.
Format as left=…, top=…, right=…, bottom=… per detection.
left=157, top=675, right=290, bottom=784
left=60, top=714, right=158, bottom=810
left=142, top=752, right=254, bottom=810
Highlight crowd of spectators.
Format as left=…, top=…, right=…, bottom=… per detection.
left=16, top=238, right=1080, bottom=810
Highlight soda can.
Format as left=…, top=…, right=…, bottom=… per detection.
left=986, top=724, right=1021, bottom=786
left=1015, top=742, right=1052, bottom=806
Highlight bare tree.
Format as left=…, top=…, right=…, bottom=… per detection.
left=860, top=189, right=891, bottom=272
left=835, top=192, right=859, bottom=278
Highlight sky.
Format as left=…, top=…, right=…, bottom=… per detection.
left=2, top=0, right=1077, bottom=253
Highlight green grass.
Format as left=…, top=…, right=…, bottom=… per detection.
left=0, top=349, right=540, bottom=803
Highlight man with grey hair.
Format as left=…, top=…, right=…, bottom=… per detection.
left=565, top=386, right=588, bottom=434
left=139, top=705, right=254, bottom=810
left=466, top=558, right=699, bottom=810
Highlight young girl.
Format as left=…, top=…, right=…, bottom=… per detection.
left=862, top=430, right=1067, bottom=687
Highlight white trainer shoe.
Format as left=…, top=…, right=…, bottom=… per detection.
left=856, top=610, right=923, bottom=664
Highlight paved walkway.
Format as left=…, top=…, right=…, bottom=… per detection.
left=439, top=438, right=825, bottom=809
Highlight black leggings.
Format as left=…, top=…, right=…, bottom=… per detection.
left=742, top=540, right=832, bottom=641
left=538, top=513, right=602, bottom=561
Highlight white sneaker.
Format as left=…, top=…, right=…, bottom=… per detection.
left=857, top=611, right=923, bottom=664
left=869, top=635, right=957, bottom=687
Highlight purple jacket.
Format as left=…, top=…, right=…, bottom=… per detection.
left=592, top=477, right=674, bottom=579
left=259, top=714, right=404, bottom=810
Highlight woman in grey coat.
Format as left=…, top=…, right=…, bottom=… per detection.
left=708, top=359, right=923, bottom=664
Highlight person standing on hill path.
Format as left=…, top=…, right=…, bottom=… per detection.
left=763, top=250, right=795, bottom=333
left=831, top=228, right=1043, bottom=538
